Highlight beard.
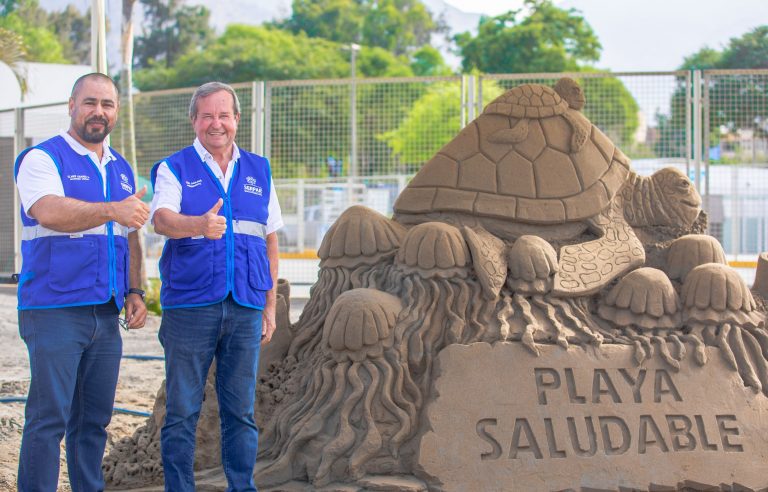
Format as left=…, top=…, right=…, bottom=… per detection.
left=75, top=117, right=112, bottom=143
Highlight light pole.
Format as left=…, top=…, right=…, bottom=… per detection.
left=349, top=43, right=360, bottom=178
left=91, top=0, right=107, bottom=74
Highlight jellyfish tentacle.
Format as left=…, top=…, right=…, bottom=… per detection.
left=632, top=339, right=647, bottom=366
left=717, top=324, right=739, bottom=371
left=652, top=335, right=680, bottom=371
left=530, top=295, right=569, bottom=349
left=740, top=331, right=768, bottom=397
left=314, top=362, right=364, bottom=485
left=745, top=326, right=768, bottom=360
left=728, top=326, right=762, bottom=392
left=348, top=361, right=384, bottom=480
left=374, top=358, right=413, bottom=455
left=550, top=297, right=602, bottom=346
left=680, top=334, right=708, bottom=365
left=514, top=294, right=541, bottom=356
left=666, top=334, right=686, bottom=361
left=497, top=294, right=514, bottom=341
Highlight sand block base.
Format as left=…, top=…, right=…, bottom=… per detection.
left=417, top=342, right=768, bottom=491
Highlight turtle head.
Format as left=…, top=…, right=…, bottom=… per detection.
left=554, top=77, right=586, bottom=111
left=651, top=167, right=702, bottom=227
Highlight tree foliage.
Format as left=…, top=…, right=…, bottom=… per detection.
left=455, top=0, right=601, bottom=74
left=133, top=24, right=415, bottom=91
left=48, top=5, right=91, bottom=65
left=0, top=0, right=90, bottom=64
left=277, top=0, right=442, bottom=56
left=380, top=82, right=505, bottom=168
left=133, top=0, right=214, bottom=69
left=662, top=26, right=768, bottom=159
left=0, top=1, right=67, bottom=63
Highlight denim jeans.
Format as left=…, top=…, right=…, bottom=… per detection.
left=17, top=301, right=122, bottom=492
left=159, top=295, right=262, bottom=492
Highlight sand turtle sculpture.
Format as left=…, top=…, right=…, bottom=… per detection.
left=393, top=78, right=703, bottom=296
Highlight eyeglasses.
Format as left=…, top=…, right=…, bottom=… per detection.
left=118, top=317, right=130, bottom=332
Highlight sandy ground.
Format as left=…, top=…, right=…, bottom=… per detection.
left=0, top=286, right=305, bottom=491
left=0, top=287, right=165, bottom=492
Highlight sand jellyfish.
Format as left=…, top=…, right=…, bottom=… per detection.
left=503, top=235, right=600, bottom=352
left=598, top=268, right=687, bottom=368
left=682, top=263, right=768, bottom=394
left=258, top=289, right=418, bottom=487
left=392, top=222, right=492, bottom=401
left=666, top=234, right=727, bottom=282
left=289, top=205, right=405, bottom=360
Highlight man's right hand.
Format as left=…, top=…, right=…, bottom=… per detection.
left=200, top=198, right=226, bottom=239
left=111, top=186, right=150, bottom=229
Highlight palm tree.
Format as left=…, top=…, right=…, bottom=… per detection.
left=0, top=27, right=28, bottom=94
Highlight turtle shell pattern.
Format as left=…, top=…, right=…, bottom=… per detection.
left=393, top=83, right=631, bottom=225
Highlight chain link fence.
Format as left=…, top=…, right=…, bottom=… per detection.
left=2, top=70, right=768, bottom=286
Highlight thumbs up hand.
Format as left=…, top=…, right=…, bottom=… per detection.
left=111, top=186, right=150, bottom=228
left=200, top=198, right=227, bottom=239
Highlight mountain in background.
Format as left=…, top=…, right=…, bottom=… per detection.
left=38, top=0, right=483, bottom=72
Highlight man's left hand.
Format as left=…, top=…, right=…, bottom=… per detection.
left=262, top=305, right=277, bottom=343
left=124, top=293, right=148, bottom=329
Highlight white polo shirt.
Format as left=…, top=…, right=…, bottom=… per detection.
left=16, top=130, right=116, bottom=213
left=150, top=138, right=283, bottom=235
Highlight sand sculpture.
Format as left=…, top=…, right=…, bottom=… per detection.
left=107, top=79, right=768, bottom=491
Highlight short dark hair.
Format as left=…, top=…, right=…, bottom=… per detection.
left=189, top=81, right=241, bottom=119
left=71, top=73, right=120, bottom=99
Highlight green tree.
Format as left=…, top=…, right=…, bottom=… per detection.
left=48, top=5, right=91, bottom=64
left=278, top=0, right=442, bottom=56
left=133, top=24, right=415, bottom=90
left=0, top=1, right=67, bottom=63
left=380, top=82, right=505, bottom=168
left=721, top=26, right=768, bottom=69
left=680, top=47, right=722, bottom=70
left=659, top=26, right=768, bottom=160
left=455, top=0, right=601, bottom=74
left=361, top=0, right=440, bottom=55
left=278, top=0, right=364, bottom=44
left=410, top=45, right=452, bottom=76
left=134, top=0, right=214, bottom=69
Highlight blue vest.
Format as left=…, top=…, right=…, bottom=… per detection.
left=14, top=135, right=136, bottom=311
left=151, top=146, right=273, bottom=309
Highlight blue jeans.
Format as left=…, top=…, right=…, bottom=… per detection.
left=159, top=295, right=262, bottom=492
left=18, top=302, right=122, bottom=492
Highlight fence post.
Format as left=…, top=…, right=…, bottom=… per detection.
left=460, top=76, right=467, bottom=128
left=297, top=179, right=305, bottom=252
left=13, top=108, right=24, bottom=274
left=692, top=70, right=703, bottom=193
left=264, top=83, right=272, bottom=159
left=467, top=76, right=476, bottom=123
left=251, top=81, right=265, bottom=155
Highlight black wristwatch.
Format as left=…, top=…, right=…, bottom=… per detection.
left=127, top=288, right=146, bottom=301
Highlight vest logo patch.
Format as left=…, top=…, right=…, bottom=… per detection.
left=186, top=179, right=203, bottom=188
left=67, top=174, right=90, bottom=181
left=244, top=176, right=262, bottom=196
left=120, top=173, right=133, bottom=193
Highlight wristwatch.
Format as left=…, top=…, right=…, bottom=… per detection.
left=128, top=288, right=146, bottom=301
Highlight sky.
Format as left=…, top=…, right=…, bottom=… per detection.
left=442, top=0, right=768, bottom=71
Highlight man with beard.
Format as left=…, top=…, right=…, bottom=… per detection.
left=13, top=73, right=149, bottom=491
left=150, top=81, right=282, bottom=491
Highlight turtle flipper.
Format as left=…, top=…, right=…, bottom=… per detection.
left=553, top=202, right=645, bottom=297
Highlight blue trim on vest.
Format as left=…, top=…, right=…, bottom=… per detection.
left=15, top=136, right=136, bottom=311
left=155, top=146, right=272, bottom=310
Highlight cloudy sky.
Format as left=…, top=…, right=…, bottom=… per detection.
left=443, top=0, right=768, bottom=71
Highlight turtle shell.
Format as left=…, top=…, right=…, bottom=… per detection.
left=393, top=83, right=631, bottom=224
left=483, top=84, right=569, bottom=119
